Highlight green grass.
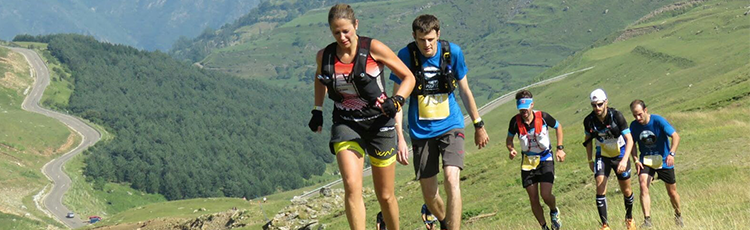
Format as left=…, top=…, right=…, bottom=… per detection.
left=0, top=43, right=76, bottom=228
left=311, top=0, right=750, bottom=229
left=198, top=0, right=682, bottom=106
left=35, top=46, right=75, bottom=110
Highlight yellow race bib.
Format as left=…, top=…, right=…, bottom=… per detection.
left=418, top=94, right=450, bottom=120
left=643, top=155, right=663, bottom=169
left=522, top=155, right=541, bottom=171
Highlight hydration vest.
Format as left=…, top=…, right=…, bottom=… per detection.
left=588, top=108, right=623, bottom=142
left=407, top=40, right=456, bottom=96
left=515, top=111, right=551, bottom=153
left=318, top=36, right=386, bottom=105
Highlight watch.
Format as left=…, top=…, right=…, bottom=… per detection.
left=669, top=152, right=675, bottom=156
left=473, top=120, right=485, bottom=128
left=556, top=145, right=564, bottom=150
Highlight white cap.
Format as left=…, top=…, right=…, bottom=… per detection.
left=590, top=88, right=607, bottom=102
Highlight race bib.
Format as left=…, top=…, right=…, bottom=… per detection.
left=643, top=155, right=663, bottom=169
left=418, top=94, right=450, bottom=120
left=522, top=155, right=541, bottom=171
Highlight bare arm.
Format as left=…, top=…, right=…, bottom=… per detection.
left=369, top=39, right=415, bottom=98
left=506, top=135, right=517, bottom=160
left=669, top=132, right=680, bottom=154
left=457, top=77, right=489, bottom=149
left=393, top=83, right=409, bottom=165
left=554, top=123, right=566, bottom=162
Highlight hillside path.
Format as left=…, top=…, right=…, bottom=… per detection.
left=10, top=47, right=101, bottom=229
left=300, top=66, right=594, bottom=199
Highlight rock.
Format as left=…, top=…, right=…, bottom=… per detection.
left=603, top=9, right=609, bottom=14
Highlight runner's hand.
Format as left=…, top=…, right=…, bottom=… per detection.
left=616, top=160, right=628, bottom=174
left=308, top=110, right=323, bottom=133
left=635, top=161, right=644, bottom=174
left=666, top=155, right=675, bottom=167
left=509, top=149, right=517, bottom=160
left=396, top=139, right=409, bottom=165
left=475, top=127, right=489, bottom=149
left=555, top=149, right=566, bottom=162
left=378, top=95, right=404, bottom=117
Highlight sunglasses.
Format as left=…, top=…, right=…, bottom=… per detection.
left=591, top=102, right=605, bottom=108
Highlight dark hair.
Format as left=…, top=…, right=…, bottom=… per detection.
left=515, top=89, right=533, bottom=100
left=412, top=14, right=440, bottom=33
left=328, top=4, right=356, bottom=25
left=630, top=99, right=647, bottom=110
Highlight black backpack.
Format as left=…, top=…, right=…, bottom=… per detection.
left=406, top=40, right=456, bottom=96
left=318, top=36, right=387, bottom=104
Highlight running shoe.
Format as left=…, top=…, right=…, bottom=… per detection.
left=640, top=217, right=653, bottom=228
left=600, top=223, right=611, bottom=230
left=675, top=214, right=684, bottom=227
left=550, top=208, right=561, bottom=230
left=625, top=218, right=636, bottom=230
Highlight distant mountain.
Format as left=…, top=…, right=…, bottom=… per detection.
left=0, top=0, right=260, bottom=50
left=169, top=0, right=682, bottom=106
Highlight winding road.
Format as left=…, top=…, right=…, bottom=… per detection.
left=299, top=66, right=594, bottom=199
left=10, top=47, right=101, bottom=229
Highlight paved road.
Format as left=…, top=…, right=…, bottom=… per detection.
left=10, top=47, right=101, bottom=229
left=299, top=66, right=594, bottom=199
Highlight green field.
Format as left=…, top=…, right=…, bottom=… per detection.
left=315, top=0, right=750, bottom=229
left=0, top=46, right=74, bottom=229
left=197, top=0, right=682, bottom=105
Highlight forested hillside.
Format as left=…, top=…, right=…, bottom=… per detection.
left=170, top=0, right=681, bottom=105
left=14, top=34, right=332, bottom=201
left=0, top=0, right=259, bottom=50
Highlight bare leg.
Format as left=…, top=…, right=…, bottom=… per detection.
left=639, top=174, right=652, bottom=218
left=665, top=183, right=681, bottom=216
left=337, top=150, right=365, bottom=230
left=444, top=166, right=462, bottom=230
left=419, top=176, right=446, bottom=221
left=372, top=161, right=399, bottom=230
left=540, top=182, right=557, bottom=211
left=526, top=183, right=546, bottom=226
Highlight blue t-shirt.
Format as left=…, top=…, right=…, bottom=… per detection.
left=390, top=41, right=468, bottom=139
left=630, top=114, right=676, bottom=169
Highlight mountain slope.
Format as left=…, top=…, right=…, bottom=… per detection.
left=172, top=0, right=682, bottom=106
left=0, top=0, right=260, bottom=50
left=307, top=0, right=750, bottom=228
left=13, top=34, right=334, bottom=202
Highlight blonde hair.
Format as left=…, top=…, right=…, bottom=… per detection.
left=328, top=3, right=356, bottom=25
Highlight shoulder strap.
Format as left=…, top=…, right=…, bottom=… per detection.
left=352, top=37, right=372, bottom=77
left=515, top=114, right=527, bottom=136
left=321, top=42, right=338, bottom=77
left=533, top=111, right=544, bottom=135
left=406, top=42, right=422, bottom=73
left=439, top=40, right=451, bottom=70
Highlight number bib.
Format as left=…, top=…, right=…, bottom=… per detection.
left=418, top=94, right=450, bottom=120
left=643, top=155, right=663, bottom=169
left=522, top=155, right=542, bottom=171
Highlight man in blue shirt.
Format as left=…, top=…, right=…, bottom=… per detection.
left=391, top=14, right=489, bottom=230
left=629, top=99, right=683, bottom=228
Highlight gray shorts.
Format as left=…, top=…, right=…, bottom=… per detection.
left=411, top=128, right=465, bottom=179
left=329, top=116, right=397, bottom=167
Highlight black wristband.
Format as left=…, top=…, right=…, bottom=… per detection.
left=473, top=120, right=484, bottom=128
left=557, top=145, right=564, bottom=150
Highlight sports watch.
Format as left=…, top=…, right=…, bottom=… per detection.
left=556, top=145, right=564, bottom=150
left=669, top=151, right=675, bottom=156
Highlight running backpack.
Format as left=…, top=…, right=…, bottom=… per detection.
left=407, top=40, right=456, bottom=96
left=318, top=36, right=387, bottom=104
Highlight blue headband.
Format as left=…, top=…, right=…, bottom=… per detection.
left=517, top=98, right=533, bottom=110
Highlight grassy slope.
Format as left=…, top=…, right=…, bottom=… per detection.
left=199, top=0, right=681, bottom=105
left=87, top=0, right=749, bottom=229
left=315, top=0, right=750, bottom=229
left=0, top=46, right=74, bottom=229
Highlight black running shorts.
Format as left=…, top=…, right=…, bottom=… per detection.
left=640, top=166, right=676, bottom=184
left=521, top=161, right=555, bottom=188
left=329, top=116, right=397, bottom=167
left=594, top=156, right=632, bottom=180
left=411, top=128, right=465, bottom=179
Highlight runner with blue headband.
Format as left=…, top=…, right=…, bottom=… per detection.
left=506, top=89, right=566, bottom=230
